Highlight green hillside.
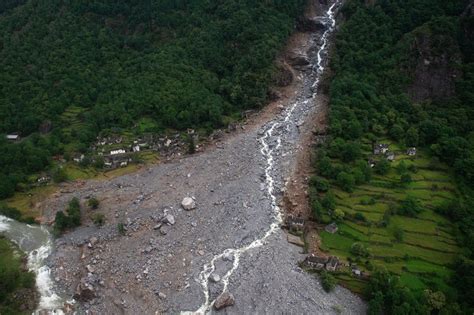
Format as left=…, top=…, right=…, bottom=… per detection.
left=0, top=0, right=305, bottom=199
left=309, top=0, right=474, bottom=313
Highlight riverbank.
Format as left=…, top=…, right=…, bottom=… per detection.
left=0, top=233, right=38, bottom=313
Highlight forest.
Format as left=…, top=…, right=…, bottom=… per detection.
left=0, top=0, right=305, bottom=199
left=310, top=0, right=473, bottom=313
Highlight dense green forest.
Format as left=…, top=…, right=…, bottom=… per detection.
left=0, top=0, right=305, bottom=199
left=310, top=0, right=473, bottom=313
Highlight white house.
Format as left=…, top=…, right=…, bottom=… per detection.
left=110, top=149, right=126, bottom=155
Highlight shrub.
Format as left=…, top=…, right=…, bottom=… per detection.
left=88, top=197, right=99, bottom=210
left=117, top=223, right=126, bottom=235
left=92, top=213, right=105, bottom=226
left=393, top=227, right=404, bottom=242
left=374, top=158, right=390, bottom=175
left=398, top=196, right=422, bottom=217
left=320, top=270, right=337, bottom=292
left=355, top=212, right=366, bottom=222
left=310, top=176, right=329, bottom=192
left=351, top=242, right=369, bottom=257
left=336, top=172, right=355, bottom=192
left=52, top=167, right=68, bottom=183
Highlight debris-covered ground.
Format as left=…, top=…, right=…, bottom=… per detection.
left=43, top=1, right=366, bottom=314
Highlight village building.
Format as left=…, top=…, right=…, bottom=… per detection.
left=407, top=147, right=417, bottom=156
left=304, top=255, right=339, bottom=271
left=385, top=151, right=395, bottom=162
left=286, top=215, right=305, bottom=231
left=304, top=255, right=328, bottom=270
left=6, top=133, right=20, bottom=141
left=368, top=158, right=376, bottom=168
left=373, top=143, right=389, bottom=155
left=110, top=149, right=126, bottom=155
left=132, top=144, right=140, bottom=152
left=325, top=222, right=338, bottom=234
left=73, top=154, right=85, bottom=163
left=326, top=256, right=339, bottom=271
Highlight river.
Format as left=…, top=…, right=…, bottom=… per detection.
left=0, top=215, right=65, bottom=314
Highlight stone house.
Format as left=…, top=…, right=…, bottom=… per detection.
left=385, top=151, right=395, bottom=162
left=286, top=215, right=305, bottom=231
left=407, top=147, right=417, bottom=156
left=373, top=143, right=389, bottom=155
left=325, top=222, right=338, bottom=234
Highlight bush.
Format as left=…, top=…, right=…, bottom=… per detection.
left=320, top=270, right=337, bottom=292
left=393, top=227, right=404, bottom=242
left=351, top=242, right=369, bottom=257
left=336, top=172, right=355, bottom=192
left=374, top=159, right=390, bottom=175
left=355, top=212, right=366, bottom=222
left=52, top=167, right=68, bottom=183
left=53, top=197, right=82, bottom=235
left=117, top=223, right=126, bottom=235
left=310, top=176, right=329, bottom=192
left=398, top=196, right=423, bottom=217
left=92, top=213, right=105, bottom=226
left=88, top=197, right=99, bottom=210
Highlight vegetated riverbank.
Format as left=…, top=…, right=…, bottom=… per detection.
left=0, top=227, right=38, bottom=313
left=24, top=0, right=367, bottom=314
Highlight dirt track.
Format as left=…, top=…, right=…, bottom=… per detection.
left=43, top=1, right=366, bottom=314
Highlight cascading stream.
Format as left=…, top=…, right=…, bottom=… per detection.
left=183, top=1, right=340, bottom=313
left=0, top=215, right=65, bottom=314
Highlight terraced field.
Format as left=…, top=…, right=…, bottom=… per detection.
left=318, top=141, right=460, bottom=295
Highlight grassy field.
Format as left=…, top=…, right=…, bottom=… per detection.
left=316, top=142, right=460, bottom=295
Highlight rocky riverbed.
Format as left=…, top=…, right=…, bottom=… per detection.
left=41, top=0, right=366, bottom=314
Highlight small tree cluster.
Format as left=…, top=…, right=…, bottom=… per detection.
left=53, top=197, right=81, bottom=235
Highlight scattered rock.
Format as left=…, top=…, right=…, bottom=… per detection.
left=222, top=252, right=234, bottom=262
left=198, top=250, right=205, bottom=256
left=162, top=214, right=175, bottom=225
left=210, top=273, right=221, bottom=283
left=153, top=223, right=162, bottom=230
left=158, top=292, right=167, bottom=300
left=181, top=197, right=196, bottom=210
left=214, top=292, right=235, bottom=310
left=160, top=225, right=170, bottom=235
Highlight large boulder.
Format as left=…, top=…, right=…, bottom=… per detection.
left=214, top=292, right=235, bottom=310
left=181, top=197, right=196, bottom=210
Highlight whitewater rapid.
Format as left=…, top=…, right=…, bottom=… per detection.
left=0, top=215, right=65, bottom=314
left=184, top=1, right=340, bottom=313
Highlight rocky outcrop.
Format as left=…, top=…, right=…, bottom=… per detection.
left=297, top=16, right=329, bottom=32
left=404, top=25, right=462, bottom=102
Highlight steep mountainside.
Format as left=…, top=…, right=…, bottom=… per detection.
left=0, top=0, right=305, bottom=199
left=308, top=0, right=474, bottom=313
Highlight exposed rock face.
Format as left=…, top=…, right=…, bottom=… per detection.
left=297, top=16, right=328, bottom=32
left=405, top=28, right=462, bottom=103
left=181, top=197, right=196, bottom=210
left=288, top=53, right=310, bottom=68
left=214, top=292, right=235, bottom=310
left=273, top=63, right=294, bottom=87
